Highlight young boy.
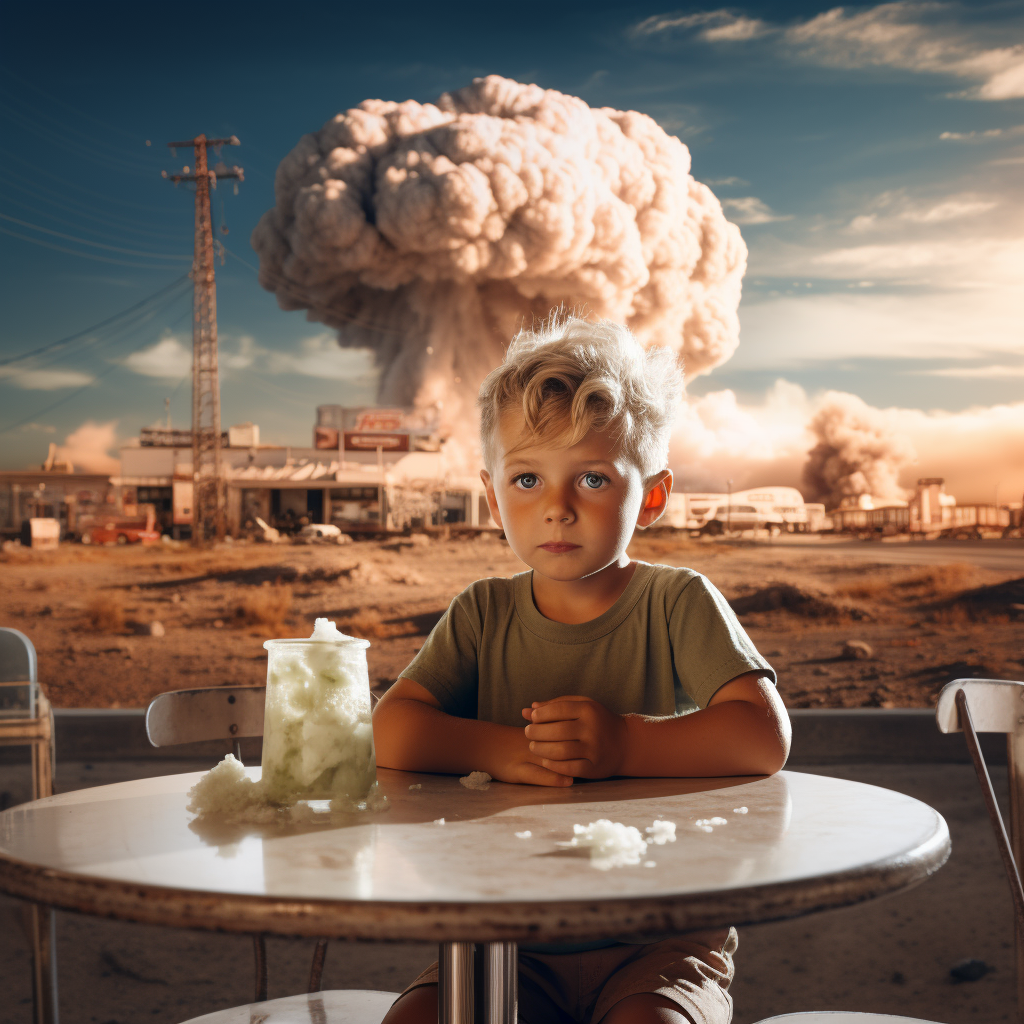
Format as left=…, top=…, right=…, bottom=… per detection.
left=373, top=316, right=790, bottom=1024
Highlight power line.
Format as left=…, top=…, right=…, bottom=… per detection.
left=1, top=286, right=191, bottom=384
left=0, top=168, right=189, bottom=240
left=0, top=212, right=191, bottom=260
left=0, top=302, right=193, bottom=436
left=0, top=275, right=190, bottom=368
left=0, top=225, right=188, bottom=268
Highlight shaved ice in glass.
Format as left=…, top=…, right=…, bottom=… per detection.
left=261, top=618, right=377, bottom=805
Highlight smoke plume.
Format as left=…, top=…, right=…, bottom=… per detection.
left=803, top=391, right=916, bottom=506
left=252, top=75, right=746, bottom=437
left=56, top=421, right=119, bottom=474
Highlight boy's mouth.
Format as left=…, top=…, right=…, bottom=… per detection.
left=539, top=542, right=581, bottom=553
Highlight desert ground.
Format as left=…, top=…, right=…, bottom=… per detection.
left=1, top=532, right=1022, bottom=709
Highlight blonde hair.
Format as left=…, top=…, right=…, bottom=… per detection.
left=478, top=315, right=684, bottom=479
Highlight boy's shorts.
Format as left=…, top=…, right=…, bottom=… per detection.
left=394, top=927, right=738, bottom=1024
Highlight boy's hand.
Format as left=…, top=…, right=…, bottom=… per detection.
left=522, top=696, right=627, bottom=779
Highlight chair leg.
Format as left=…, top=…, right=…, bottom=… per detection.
left=253, top=934, right=267, bottom=1003
left=31, top=736, right=54, bottom=801
left=30, top=904, right=58, bottom=1024
left=308, top=939, right=329, bottom=993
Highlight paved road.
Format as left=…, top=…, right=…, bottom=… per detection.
left=743, top=536, right=1024, bottom=573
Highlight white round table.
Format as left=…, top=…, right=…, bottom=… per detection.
left=0, top=768, right=949, bottom=1022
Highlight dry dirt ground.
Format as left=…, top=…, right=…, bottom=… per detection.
left=1, top=532, right=1022, bottom=709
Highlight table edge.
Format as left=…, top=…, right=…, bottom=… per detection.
left=0, top=817, right=950, bottom=941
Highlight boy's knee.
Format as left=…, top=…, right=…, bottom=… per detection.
left=598, top=992, right=694, bottom=1024
left=380, top=983, right=436, bottom=1024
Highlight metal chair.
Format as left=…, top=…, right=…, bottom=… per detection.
left=0, top=627, right=58, bottom=1024
left=179, top=989, right=398, bottom=1023
left=753, top=677, right=1024, bottom=1024
left=146, top=686, right=397, bottom=1018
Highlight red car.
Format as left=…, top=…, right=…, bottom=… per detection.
left=79, top=508, right=160, bottom=545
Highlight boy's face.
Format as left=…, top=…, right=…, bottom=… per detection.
left=480, top=408, right=671, bottom=583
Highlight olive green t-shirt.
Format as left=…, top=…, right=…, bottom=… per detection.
left=401, top=561, right=775, bottom=723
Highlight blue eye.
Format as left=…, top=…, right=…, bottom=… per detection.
left=515, top=474, right=538, bottom=489
left=582, top=473, right=606, bottom=489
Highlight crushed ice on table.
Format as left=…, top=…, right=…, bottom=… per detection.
left=515, top=831, right=532, bottom=839
left=645, top=820, right=677, bottom=845
left=433, top=818, right=446, bottom=825
left=694, top=816, right=728, bottom=833
left=186, top=753, right=388, bottom=824
left=409, top=784, right=423, bottom=790
left=733, top=807, right=749, bottom=814
left=459, top=771, right=492, bottom=790
left=556, top=819, right=648, bottom=870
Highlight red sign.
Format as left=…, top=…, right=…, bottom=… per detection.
left=314, top=426, right=340, bottom=450
left=344, top=432, right=409, bottom=452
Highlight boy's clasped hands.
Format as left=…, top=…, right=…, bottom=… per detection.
left=521, top=695, right=627, bottom=784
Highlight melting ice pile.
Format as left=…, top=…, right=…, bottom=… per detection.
left=557, top=819, right=676, bottom=870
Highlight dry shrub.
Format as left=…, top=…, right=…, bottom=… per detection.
left=340, top=611, right=411, bottom=640
left=87, top=592, right=126, bottom=632
left=730, top=584, right=849, bottom=620
left=236, top=585, right=293, bottom=633
left=837, top=563, right=977, bottom=604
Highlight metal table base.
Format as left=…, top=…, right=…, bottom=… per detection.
left=439, top=941, right=517, bottom=1024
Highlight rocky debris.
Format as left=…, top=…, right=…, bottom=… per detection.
left=730, top=584, right=847, bottom=620
left=131, top=620, right=165, bottom=637
left=949, top=958, right=993, bottom=983
left=842, top=640, right=874, bottom=660
left=942, top=577, right=1024, bottom=621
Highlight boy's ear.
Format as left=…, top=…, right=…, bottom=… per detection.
left=480, top=469, right=504, bottom=530
left=637, top=470, right=673, bottom=530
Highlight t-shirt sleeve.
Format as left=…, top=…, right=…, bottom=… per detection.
left=398, top=583, right=483, bottom=718
left=669, top=573, right=776, bottom=709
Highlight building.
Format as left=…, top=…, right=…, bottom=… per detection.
left=115, top=410, right=492, bottom=538
left=0, top=444, right=116, bottom=540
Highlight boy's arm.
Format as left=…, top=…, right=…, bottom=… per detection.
left=524, top=671, right=790, bottom=778
left=372, top=677, right=574, bottom=787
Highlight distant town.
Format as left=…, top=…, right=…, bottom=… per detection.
left=2, top=405, right=1021, bottom=547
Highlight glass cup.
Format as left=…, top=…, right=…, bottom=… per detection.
left=261, top=634, right=376, bottom=805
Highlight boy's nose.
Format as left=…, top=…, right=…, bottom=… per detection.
left=544, top=503, right=575, bottom=524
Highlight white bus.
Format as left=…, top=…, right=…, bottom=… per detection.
left=657, top=487, right=812, bottom=533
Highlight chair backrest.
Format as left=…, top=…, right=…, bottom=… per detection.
left=0, top=628, right=37, bottom=683
left=145, top=686, right=265, bottom=747
left=936, top=676, right=1024, bottom=1018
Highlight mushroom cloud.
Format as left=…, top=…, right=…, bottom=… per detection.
left=252, top=75, right=746, bottom=438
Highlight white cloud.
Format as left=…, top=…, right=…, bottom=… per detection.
left=670, top=380, right=1024, bottom=504
left=18, top=422, right=56, bottom=433
left=123, top=335, right=191, bottom=379
left=0, top=367, right=95, bottom=390
left=55, top=420, right=119, bottom=474
left=633, top=11, right=767, bottom=40
left=941, top=124, right=1024, bottom=141
left=635, top=3, right=1024, bottom=100
left=705, top=175, right=749, bottom=187
left=268, top=333, right=379, bottom=383
left=221, top=334, right=258, bottom=370
left=923, top=364, right=1024, bottom=378
left=721, top=196, right=791, bottom=225
left=736, top=289, right=1022, bottom=365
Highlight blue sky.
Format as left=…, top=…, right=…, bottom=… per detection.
left=1, top=1, right=1021, bottom=488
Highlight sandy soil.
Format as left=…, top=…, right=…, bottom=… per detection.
left=1, top=532, right=1021, bottom=709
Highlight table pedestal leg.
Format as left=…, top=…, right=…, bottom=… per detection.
left=480, top=942, right=517, bottom=1024
left=439, top=941, right=475, bottom=1023
left=438, top=942, right=517, bottom=1024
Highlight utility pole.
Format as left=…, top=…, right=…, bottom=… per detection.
left=164, top=135, right=243, bottom=544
